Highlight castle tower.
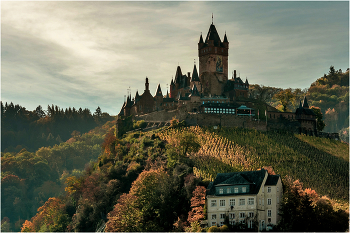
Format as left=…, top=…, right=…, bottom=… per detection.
left=198, top=20, right=229, bottom=96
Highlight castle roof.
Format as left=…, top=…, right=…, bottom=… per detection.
left=295, top=97, right=315, bottom=116
left=155, top=84, right=163, bottom=97
left=190, top=64, right=200, bottom=82
left=174, top=66, right=182, bottom=84
left=223, top=32, right=228, bottom=43
left=205, top=24, right=222, bottom=47
left=189, top=84, right=200, bottom=97
left=199, top=33, right=204, bottom=43
left=302, top=96, right=309, bottom=109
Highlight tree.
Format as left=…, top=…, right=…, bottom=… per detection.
left=35, top=105, right=46, bottom=118
left=310, top=106, right=325, bottom=131
left=94, top=106, right=102, bottom=117
left=187, top=186, right=206, bottom=224
left=274, top=88, right=295, bottom=112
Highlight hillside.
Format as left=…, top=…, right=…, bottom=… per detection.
left=11, top=121, right=348, bottom=232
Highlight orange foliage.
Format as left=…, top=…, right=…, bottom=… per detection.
left=187, top=186, right=206, bottom=223
left=21, top=220, right=34, bottom=232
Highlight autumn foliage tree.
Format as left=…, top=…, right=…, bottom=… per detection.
left=277, top=177, right=349, bottom=232
left=187, top=186, right=206, bottom=224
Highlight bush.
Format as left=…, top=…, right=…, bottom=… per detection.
left=207, top=226, right=220, bottom=232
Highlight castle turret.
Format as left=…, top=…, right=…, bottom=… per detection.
left=145, top=77, right=150, bottom=92
left=190, top=63, right=201, bottom=92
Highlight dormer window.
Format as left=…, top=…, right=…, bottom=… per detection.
left=242, top=187, right=246, bottom=193
left=227, top=188, right=231, bottom=194
left=219, top=188, right=223, bottom=194
left=234, top=187, right=238, bottom=193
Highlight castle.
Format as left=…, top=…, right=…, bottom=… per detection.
left=118, top=20, right=318, bottom=136
left=119, top=21, right=251, bottom=117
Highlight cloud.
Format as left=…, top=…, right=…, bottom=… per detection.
left=1, top=1, right=348, bottom=115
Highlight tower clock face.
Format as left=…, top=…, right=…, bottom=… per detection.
left=216, top=55, right=223, bottom=72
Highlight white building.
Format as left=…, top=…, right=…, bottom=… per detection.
left=206, top=168, right=283, bottom=231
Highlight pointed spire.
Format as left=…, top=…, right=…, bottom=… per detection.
left=302, top=96, right=309, bottom=109
left=223, top=32, right=228, bottom=43
left=155, top=83, right=163, bottom=97
left=199, top=33, right=204, bottom=43
left=212, top=13, right=213, bottom=24
left=166, top=90, right=169, bottom=98
left=205, top=23, right=221, bottom=46
left=190, top=63, right=200, bottom=82
left=299, top=100, right=303, bottom=109
left=245, top=77, right=249, bottom=84
left=174, top=66, right=182, bottom=84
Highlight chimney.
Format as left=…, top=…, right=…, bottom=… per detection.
left=234, top=70, right=236, bottom=79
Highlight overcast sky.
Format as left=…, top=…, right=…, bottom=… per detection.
left=1, top=1, right=349, bottom=115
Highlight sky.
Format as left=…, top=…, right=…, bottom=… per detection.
left=1, top=1, right=349, bottom=116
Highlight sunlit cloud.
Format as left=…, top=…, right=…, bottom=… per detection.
left=1, top=1, right=348, bottom=115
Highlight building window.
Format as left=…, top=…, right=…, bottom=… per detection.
left=212, top=214, right=216, bottom=219
left=239, top=212, right=245, bottom=218
left=259, top=198, right=261, bottom=205
left=262, top=199, right=264, bottom=205
left=220, top=214, right=225, bottom=219
left=239, top=199, right=245, bottom=206
left=248, top=220, right=253, bottom=228
left=211, top=200, right=217, bottom=207
left=234, top=187, right=238, bottom=193
left=267, top=187, right=271, bottom=193
left=220, top=222, right=224, bottom=226
left=267, top=198, right=272, bottom=205
left=220, top=200, right=225, bottom=207
left=229, top=213, right=235, bottom=219
left=227, top=188, right=231, bottom=194
left=219, top=188, right=223, bottom=194
left=267, top=210, right=272, bottom=217
left=212, top=222, right=216, bottom=226
left=277, top=187, right=279, bottom=192
left=229, top=220, right=235, bottom=226
left=242, top=187, right=246, bottom=193
left=248, top=198, right=254, bottom=205
left=249, top=212, right=254, bottom=218
left=229, top=199, right=235, bottom=206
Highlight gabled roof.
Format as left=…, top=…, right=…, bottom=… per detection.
left=191, top=64, right=200, bottom=82
left=207, top=169, right=268, bottom=195
left=205, top=24, right=222, bottom=47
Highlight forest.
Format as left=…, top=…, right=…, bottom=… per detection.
left=2, top=118, right=348, bottom=232
left=1, top=103, right=114, bottom=152
left=249, top=66, right=349, bottom=142
left=1, top=66, right=349, bottom=232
